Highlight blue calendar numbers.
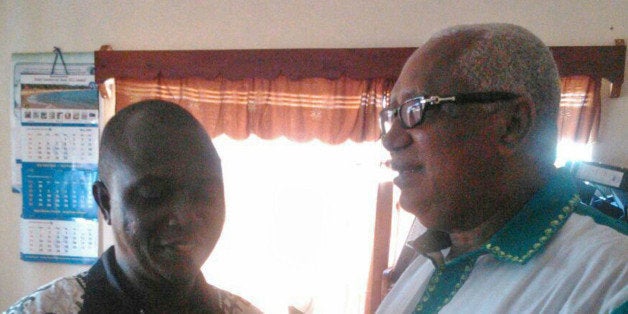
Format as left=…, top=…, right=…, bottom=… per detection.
left=22, top=162, right=98, bottom=220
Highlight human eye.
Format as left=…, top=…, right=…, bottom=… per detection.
left=400, top=98, right=424, bottom=126
left=138, top=185, right=167, bottom=200
left=402, top=96, right=423, bottom=108
left=129, top=180, right=173, bottom=206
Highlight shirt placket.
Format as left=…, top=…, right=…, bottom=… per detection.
left=413, top=251, right=484, bottom=314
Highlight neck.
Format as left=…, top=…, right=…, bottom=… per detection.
left=116, top=258, right=200, bottom=310
left=446, top=162, right=555, bottom=260
left=136, top=273, right=202, bottom=311
left=447, top=211, right=512, bottom=259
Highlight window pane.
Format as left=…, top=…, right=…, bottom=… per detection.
left=203, top=135, right=387, bottom=313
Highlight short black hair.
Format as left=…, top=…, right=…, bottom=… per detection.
left=97, top=99, right=218, bottom=184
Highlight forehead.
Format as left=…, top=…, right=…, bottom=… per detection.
left=110, top=152, right=220, bottom=196
left=107, top=121, right=220, bottom=189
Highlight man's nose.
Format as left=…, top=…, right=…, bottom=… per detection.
left=381, top=120, right=413, bottom=152
left=167, top=200, right=196, bottom=227
left=168, top=210, right=189, bottom=227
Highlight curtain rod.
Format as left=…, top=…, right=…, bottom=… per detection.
left=95, top=43, right=626, bottom=97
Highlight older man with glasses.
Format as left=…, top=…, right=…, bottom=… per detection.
left=376, top=23, right=627, bottom=314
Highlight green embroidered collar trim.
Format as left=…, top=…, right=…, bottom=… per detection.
left=414, top=255, right=479, bottom=313
left=412, top=168, right=581, bottom=313
left=484, top=168, right=579, bottom=264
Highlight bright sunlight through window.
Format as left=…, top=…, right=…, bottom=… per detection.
left=555, top=139, right=593, bottom=168
left=202, top=135, right=390, bottom=313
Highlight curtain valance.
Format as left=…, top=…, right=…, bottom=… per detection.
left=112, top=76, right=391, bottom=143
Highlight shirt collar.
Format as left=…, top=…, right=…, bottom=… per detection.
left=409, top=168, right=580, bottom=265
left=484, top=167, right=579, bottom=264
left=100, top=246, right=218, bottom=310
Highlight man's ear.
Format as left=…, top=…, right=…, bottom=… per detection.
left=93, top=181, right=112, bottom=225
left=498, top=97, right=535, bottom=156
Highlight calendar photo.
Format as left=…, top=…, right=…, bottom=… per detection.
left=11, top=55, right=98, bottom=192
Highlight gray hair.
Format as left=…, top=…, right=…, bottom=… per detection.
left=437, top=24, right=560, bottom=120
left=434, top=24, right=560, bottom=164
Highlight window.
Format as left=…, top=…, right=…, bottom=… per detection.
left=203, top=135, right=388, bottom=312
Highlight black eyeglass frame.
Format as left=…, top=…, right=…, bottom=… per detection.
left=379, top=91, right=520, bottom=136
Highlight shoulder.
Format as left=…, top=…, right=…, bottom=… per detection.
left=564, top=204, right=627, bottom=255
left=549, top=209, right=628, bottom=312
left=212, top=286, right=264, bottom=314
left=4, top=271, right=88, bottom=314
left=554, top=206, right=627, bottom=272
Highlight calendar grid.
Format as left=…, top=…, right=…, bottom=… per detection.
left=20, top=219, right=98, bottom=263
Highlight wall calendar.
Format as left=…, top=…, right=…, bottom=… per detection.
left=12, top=51, right=100, bottom=264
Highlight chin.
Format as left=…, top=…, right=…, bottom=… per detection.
left=399, top=195, right=452, bottom=232
left=157, top=261, right=202, bottom=285
left=150, top=251, right=205, bottom=281
left=398, top=192, right=428, bottom=220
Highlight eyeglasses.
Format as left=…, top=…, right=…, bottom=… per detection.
left=379, top=91, right=520, bottom=136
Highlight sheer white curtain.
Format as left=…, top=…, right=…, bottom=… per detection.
left=202, top=135, right=388, bottom=313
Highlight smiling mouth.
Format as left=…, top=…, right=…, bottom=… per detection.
left=398, top=167, right=423, bottom=174
left=392, top=164, right=424, bottom=188
left=391, top=161, right=424, bottom=174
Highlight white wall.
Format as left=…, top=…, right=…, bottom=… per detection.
left=1, top=0, right=626, bottom=309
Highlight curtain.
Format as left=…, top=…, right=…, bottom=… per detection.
left=558, top=75, right=601, bottom=143
left=111, top=74, right=604, bottom=146
left=113, top=76, right=392, bottom=144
